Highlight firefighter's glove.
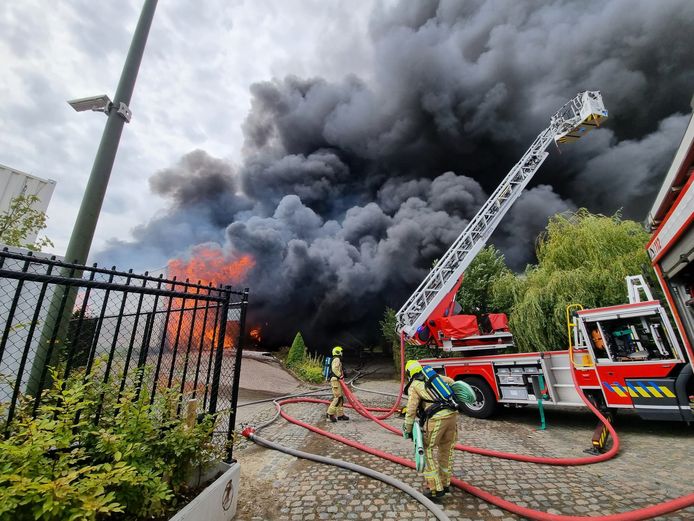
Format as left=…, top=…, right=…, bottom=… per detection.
left=402, top=424, right=412, bottom=440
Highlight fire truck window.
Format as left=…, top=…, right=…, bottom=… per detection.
left=597, top=316, right=675, bottom=361
left=588, top=325, right=610, bottom=360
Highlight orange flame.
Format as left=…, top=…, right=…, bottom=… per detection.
left=166, top=247, right=254, bottom=351
left=249, top=326, right=262, bottom=343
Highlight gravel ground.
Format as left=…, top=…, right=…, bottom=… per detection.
left=231, top=356, right=694, bottom=521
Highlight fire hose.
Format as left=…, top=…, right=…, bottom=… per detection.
left=242, top=427, right=451, bottom=521
left=240, top=336, right=694, bottom=519
left=238, top=385, right=450, bottom=519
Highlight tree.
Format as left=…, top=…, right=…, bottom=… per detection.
left=456, top=245, right=511, bottom=314
left=286, top=331, right=307, bottom=368
left=0, top=194, right=53, bottom=251
left=491, top=209, right=653, bottom=352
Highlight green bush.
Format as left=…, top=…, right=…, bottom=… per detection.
left=294, top=353, right=325, bottom=384
left=0, top=367, right=223, bottom=521
left=286, top=332, right=307, bottom=368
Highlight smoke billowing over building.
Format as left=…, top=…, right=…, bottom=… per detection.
left=97, top=0, right=694, bottom=349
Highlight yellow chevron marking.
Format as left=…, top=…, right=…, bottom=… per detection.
left=611, top=385, right=627, bottom=398
left=645, top=385, right=663, bottom=398
left=659, top=386, right=676, bottom=398
left=632, top=385, right=650, bottom=398
left=626, top=388, right=638, bottom=398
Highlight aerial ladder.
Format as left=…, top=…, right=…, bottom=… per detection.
left=395, top=91, right=608, bottom=351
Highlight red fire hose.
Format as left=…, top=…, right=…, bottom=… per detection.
left=241, top=332, right=694, bottom=519
left=271, top=395, right=694, bottom=520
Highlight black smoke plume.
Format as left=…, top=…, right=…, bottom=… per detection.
left=98, top=0, right=694, bottom=349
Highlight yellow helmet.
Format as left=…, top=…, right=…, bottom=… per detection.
left=332, top=345, right=344, bottom=356
left=405, top=360, right=422, bottom=378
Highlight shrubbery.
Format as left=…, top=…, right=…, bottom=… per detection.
left=286, top=332, right=307, bottom=367
left=284, top=332, right=325, bottom=384
left=0, top=367, right=223, bottom=521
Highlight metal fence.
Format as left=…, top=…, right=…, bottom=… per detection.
left=0, top=248, right=248, bottom=460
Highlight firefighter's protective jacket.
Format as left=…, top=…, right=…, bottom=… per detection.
left=330, top=356, right=343, bottom=380
left=404, top=375, right=456, bottom=434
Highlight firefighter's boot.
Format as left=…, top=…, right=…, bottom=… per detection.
left=337, top=415, right=350, bottom=421
left=424, top=490, right=445, bottom=502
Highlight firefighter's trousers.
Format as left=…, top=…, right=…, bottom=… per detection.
left=422, top=413, right=458, bottom=492
left=327, top=378, right=344, bottom=417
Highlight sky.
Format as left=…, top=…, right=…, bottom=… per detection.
left=0, top=0, right=375, bottom=261
left=2, top=0, right=694, bottom=348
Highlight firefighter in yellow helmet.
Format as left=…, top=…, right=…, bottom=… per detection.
left=326, top=346, right=349, bottom=422
left=403, top=360, right=457, bottom=501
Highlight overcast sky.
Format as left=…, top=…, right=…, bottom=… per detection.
left=0, top=0, right=376, bottom=261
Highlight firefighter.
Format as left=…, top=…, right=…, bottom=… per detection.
left=326, top=346, right=349, bottom=422
left=402, top=360, right=457, bottom=501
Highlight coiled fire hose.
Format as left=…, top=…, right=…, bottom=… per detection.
left=240, top=334, right=694, bottom=519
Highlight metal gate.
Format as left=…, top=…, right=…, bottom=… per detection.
left=0, top=248, right=247, bottom=460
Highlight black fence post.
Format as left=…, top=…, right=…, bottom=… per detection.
left=226, top=287, right=249, bottom=462
left=32, top=263, right=77, bottom=415
left=202, top=299, right=221, bottom=410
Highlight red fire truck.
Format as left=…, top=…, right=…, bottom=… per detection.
left=397, top=92, right=694, bottom=426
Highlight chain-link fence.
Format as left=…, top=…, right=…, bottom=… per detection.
left=0, top=248, right=247, bottom=460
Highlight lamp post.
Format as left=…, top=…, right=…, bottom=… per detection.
left=26, top=0, right=159, bottom=395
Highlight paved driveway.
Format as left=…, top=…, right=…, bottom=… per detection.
left=233, top=377, right=694, bottom=521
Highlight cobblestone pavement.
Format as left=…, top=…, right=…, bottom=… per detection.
left=233, top=377, right=694, bottom=521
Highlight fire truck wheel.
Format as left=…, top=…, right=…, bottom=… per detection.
left=458, top=376, right=497, bottom=419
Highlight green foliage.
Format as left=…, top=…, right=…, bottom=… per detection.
left=0, top=367, right=222, bottom=521
left=293, top=353, right=325, bottom=384
left=492, top=210, right=653, bottom=352
left=283, top=333, right=324, bottom=383
left=286, top=332, right=307, bottom=368
left=0, top=194, right=53, bottom=251
left=456, top=246, right=512, bottom=314
left=379, top=307, right=398, bottom=371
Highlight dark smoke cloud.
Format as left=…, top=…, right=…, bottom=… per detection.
left=97, top=0, right=694, bottom=348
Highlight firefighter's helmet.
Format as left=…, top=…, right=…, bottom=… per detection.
left=332, top=345, right=344, bottom=357
left=405, top=360, right=423, bottom=378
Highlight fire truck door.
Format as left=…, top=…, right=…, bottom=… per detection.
left=596, top=363, right=678, bottom=408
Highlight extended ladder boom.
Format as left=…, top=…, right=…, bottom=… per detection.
left=396, top=91, right=607, bottom=338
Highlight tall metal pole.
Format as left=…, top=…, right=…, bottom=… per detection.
left=65, top=0, right=158, bottom=266
left=26, top=0, right=159, bottom=395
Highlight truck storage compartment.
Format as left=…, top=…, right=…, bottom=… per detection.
left=498, top=374, right=525, bottom=385
left=501, top=386, right=529, bottom=400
